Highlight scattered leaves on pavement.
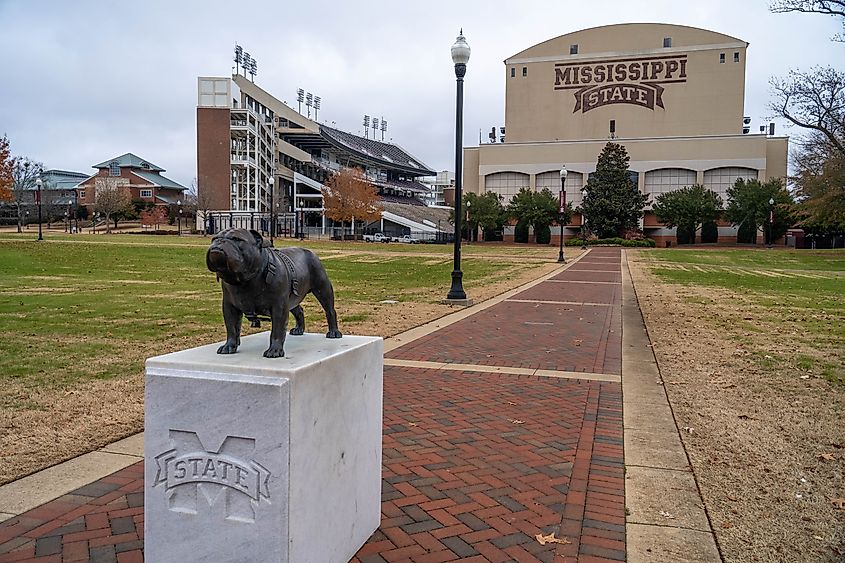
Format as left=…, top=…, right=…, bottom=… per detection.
left=832, top=498, right=845, bottom=510
left=817, top=452, right=836, bottom=461
left=535, top=533, right=571, bottom=546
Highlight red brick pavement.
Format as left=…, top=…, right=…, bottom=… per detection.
left=0, top=248, right=626, bottom=562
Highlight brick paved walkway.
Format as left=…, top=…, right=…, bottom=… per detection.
left=0, top=248, right=626, bottom=562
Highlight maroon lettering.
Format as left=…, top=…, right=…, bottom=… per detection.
left=628, top=62, right=641, bottom=81
left=580, top=66, right=592, bottom=83
left=555, top=67, right=570, bottom=86
left=615, top=63, right=627, bottom=82
left=594, top=65, right=605, bottom=83
left=679, top=59, right=687, bottom=78
left=665, top=60, right=679, bottom=78
left=650, top=61, right=664, bottom=80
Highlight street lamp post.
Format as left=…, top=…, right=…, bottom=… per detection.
left=465, top=199, right=471, bottom=242
left=268, top=176, right=275, bottom=246
left=447, top=29, right=470, bottom=302
left=35, top=178, right=43, bottom=241
left=768, top=197, right=775, bottom=248
left=580, top=186, right=588, bottom=250
left=558, top=166, right=567, bottom=263
left=177, top=200, right=182, bottom=236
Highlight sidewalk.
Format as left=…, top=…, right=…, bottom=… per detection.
left=0, top=248, right=720, bottom=562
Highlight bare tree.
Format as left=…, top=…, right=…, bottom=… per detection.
left=770, top=0, right=845, bottom=40
left=769, top=67, right=845, bottom=159
left=193, top=177, right=213, bottom=235
left=10, top=157, right=43, bottom=233
left=94, top=178, right=132, bottom=233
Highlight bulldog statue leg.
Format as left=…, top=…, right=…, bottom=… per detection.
left=218, top=299, right=242, bottom=354
left=289, top=305, right=306, bottom=336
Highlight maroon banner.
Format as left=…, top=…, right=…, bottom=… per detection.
left=572, top=83, right=665, bottom=113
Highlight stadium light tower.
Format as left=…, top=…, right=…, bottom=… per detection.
left=446, top=29, right=470, bottom=303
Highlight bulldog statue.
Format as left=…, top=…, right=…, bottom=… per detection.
left=206, top=228, right=342, bottom=358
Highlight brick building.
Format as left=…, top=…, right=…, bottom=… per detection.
left=76, top=153, right=186, bottom=211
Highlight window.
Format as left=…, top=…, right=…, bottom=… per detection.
left=484, top=172, right=530, bottom=205
left=663, top=37, right=672, bottom=48
left=522, top=67, right=527, bottom=77
left=703, top=167, right=757, bottom=202
left=719, top=53, right=726, bottom=64
left=536, top=170, right=585, bottom=207
left=570, top=44, right=578, bottom=55
left=140, top=189, right=153, bottom=198
left=78, top=190, right=85, bottom=199
left=644, top=168, right=697, bottom=205
left=734, top=52, right=740, bottom=63
left=510, top=67, right=515, bottom=77
left=109, top=161, right=120, bottom=176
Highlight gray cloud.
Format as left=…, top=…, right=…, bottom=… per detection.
left=0, top=0, right=840, bottom=185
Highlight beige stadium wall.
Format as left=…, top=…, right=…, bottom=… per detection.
left=504, top=23, right=747, bottom=143
left=473, top=134, right=778, bottom=181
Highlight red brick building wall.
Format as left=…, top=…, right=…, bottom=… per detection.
left=196, top=107, right=231, bottom=211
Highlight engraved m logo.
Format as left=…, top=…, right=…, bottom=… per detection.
left=153, top=430, right=272, bottom=523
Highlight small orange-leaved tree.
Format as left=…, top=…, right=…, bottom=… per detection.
left=321, top=167, right=382, bottom=232
left=0, top=135, right=13, bottom=202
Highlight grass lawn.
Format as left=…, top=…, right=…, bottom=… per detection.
left=643, top=248, right=844, bottom=384
left=0, top=234, right=552, bottom=396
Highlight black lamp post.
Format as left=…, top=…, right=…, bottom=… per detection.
left=580, top=186, right=588, bottom=250
left=558, top=165, right=567, bottom=263
left=268, top=176, right=275, bottom=246
left=767, top=197, right=775, bottom=248
left=447, top=29, right=470, bottom=302
left=177, top=200, right=182, bottom=236
left=35, top=178, right=43, bottom=241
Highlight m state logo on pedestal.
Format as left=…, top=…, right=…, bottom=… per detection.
left=153, top=430, right=272, bottom=523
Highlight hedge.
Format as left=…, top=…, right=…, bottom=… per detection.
left=565, top=237, right=656, bottom=247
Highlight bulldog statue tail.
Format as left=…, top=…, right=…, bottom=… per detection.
left=206, top=228, right=342, bottom=358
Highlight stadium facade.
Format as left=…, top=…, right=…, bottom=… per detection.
left=196, top=75, right=451, bottom=238
left=462, top=23, right=788, bottom=244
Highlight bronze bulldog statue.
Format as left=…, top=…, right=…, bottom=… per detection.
left=206, top=228, right=342, bottom=358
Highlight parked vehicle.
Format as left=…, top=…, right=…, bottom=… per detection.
left=363, top=232, right=390, bottom=243
left=394, top=234, right=419, bottom=244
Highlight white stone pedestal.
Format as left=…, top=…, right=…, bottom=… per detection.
left=144, top=332, right=383, bottom=563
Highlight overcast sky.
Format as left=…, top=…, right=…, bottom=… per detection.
left=0, top=0, right=840, bottom=186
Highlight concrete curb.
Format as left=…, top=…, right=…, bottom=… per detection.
left=621, top=249, right=723, bottom=562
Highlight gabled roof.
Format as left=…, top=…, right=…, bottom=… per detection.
left=132, top=170, right=187, bottom=191
left=319, top=125, right=435, bottom=176
left=93, top=153, right=165, bottom=172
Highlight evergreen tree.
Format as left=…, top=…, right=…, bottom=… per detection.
left=580, top=143, right=649, bottom=238
left=507, top=187, right=572, bottom=243
left=652, top=184, right=722, bottom=244
left=725, top=178, right=794, bottom=244
left=464, top=192, right=506, bottom=242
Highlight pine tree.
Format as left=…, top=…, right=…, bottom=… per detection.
left=580, top=142, right=649, bottom=238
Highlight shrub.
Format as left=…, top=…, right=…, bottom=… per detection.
left=701, top=220, right=719, bottom=243
left=565, top=237, right=655, bottom=247
left=737, top=221, right=757, bottom=244
left=535, top=224, right=551, bottom=244
left=514, top=221, right=529, bottom=243
left=676, top=224, right=695, bottom=245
